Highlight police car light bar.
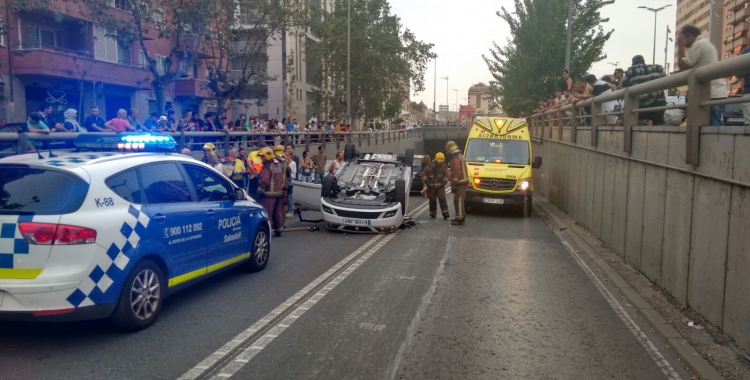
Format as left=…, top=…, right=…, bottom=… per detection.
left=73, top=133, right=177, bottom=152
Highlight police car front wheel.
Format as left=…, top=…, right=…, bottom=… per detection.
left=242, top=226, right=270, bottom=272
left=109, top=259, right=166, bottom=331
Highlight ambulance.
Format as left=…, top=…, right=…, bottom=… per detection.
left=463, top=117, right=542, bottom=217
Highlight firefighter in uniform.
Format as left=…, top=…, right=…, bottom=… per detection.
left=257, top=147, right=285, bottom=237
left=446, top=141, right=469, bottom=225
left=423, top=152, right=450, bottom=219
left=273, top=145, right=291, bottom=226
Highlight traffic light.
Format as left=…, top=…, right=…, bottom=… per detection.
left=461, top=118, right=467, bottom=127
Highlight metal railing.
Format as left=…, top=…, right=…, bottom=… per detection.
left=528, top=53, right=750, bottom=166
left=0, top=129, right=424, bottom=158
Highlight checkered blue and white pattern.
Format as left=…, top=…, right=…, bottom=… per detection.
left=66, top=205, right=151, bottom=308
left=0, top=215, right=32, bottom=270
left=42, top=153, right=116, bottom=167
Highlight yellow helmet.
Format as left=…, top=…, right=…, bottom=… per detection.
left=273, top=145, right=286, bottom=157
left=202, top=142, right=216, bottom=152
left=258, top=147, right=275, bottom=160
left=434, top=152, right=445, bottom=163
left=445, top=141, right=460, bottom=154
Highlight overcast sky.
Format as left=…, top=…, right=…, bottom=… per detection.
left=389, top=0, right=678, bottom=110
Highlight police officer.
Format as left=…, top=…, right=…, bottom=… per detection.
left=446, top=141, right=469, bottom=225
left=257, top=146, right=285, bottom=237
left=423, top=152, right=450, bottom=219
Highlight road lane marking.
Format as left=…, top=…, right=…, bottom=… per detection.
left=179, top=198, right=431, bottom=380
left=553, top=230, right=683, bottom=380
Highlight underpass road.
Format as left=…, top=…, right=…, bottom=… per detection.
left=0, top=194, right=691, bottom=380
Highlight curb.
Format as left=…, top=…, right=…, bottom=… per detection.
left=533, top=196, right=723, bottom=380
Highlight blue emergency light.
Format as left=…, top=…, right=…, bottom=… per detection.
left=73, top=133, right=177, bottom=152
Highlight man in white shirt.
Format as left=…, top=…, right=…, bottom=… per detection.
left=677, top=25, right=728, bottom=126
left=308, top=113, right=318, bottom=130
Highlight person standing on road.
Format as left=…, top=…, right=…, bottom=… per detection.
left=423, top=153, right=451, bottom=220
left=273, top=145, right=292, bottom=223
left=284, top=149, right=297, bottom=218
left=446, top=141, right=469, bottom=226
left=258, top=147, right=286, bottom=237
left=329, top=151, right=343, bottom=175
left=312, top=145, right=327, bottom=183
left=300, top=150, right=313, bottom=182
left=676, top=25, right=728, bottom=126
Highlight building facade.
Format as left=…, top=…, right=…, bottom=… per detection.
left=724, top=0, right=750, bottom=94
left=0, top=0, right=216, bottom=125
left=674, top=0, right=724, bottom=69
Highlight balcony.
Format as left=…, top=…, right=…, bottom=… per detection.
left=729, top=7, right=750, bottom=25
left=229, top=41, right=268, bottom=55
left=174, top=78, right=213, bottom=98
left=727, top=0, right=750, bottom=12
left=12, top=46, right=150, bottom=88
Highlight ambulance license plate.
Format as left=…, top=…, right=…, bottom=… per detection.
left=343, top=218, right=371, bottom=226
left=483, top=198, right=504, bottom=204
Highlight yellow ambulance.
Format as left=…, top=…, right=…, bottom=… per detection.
left=463, top=117, right=542, bottom=217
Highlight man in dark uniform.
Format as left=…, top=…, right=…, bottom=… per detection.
left=423, top=152, right=450, bottom=219
left=446, top=141, right=469, bottom=225
left=257, top=147, right=285, bottom=237
left=273, top=145, right=291, bottom=226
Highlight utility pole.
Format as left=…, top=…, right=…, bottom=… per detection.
left=638, top=5, right=672, bottom=65
left=440, top=76, right=448, bottom=122
left=452, top=89, right=458, bottom=112
left=565, top=0, right=573, bottom=70
left=347, top=0, right=351, bottom=129
left=665, top=25, right=672, bottom=71
left=433, top=59, right=436, bottom=120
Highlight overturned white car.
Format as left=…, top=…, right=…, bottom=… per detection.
left=294, top=143, right=414, bottom=233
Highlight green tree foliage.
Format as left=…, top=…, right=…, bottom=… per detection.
left=308, top=0, right=435, bottom=124
left=484, top=0, right=614, bottom=117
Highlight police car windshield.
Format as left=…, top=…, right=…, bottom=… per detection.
left=0, top=167, right=89, bottom=214
left=465, top=139, right=530, bottom=165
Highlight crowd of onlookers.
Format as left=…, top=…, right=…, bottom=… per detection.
left=532, top=25, right=750, bottom=127
left=24, top=105, right=354, bottom=151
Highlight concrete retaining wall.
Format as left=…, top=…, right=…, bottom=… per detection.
left=531, top=125, right=750, bottom=352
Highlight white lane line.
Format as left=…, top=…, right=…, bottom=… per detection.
left=208, top=232, right=401, bottom=380
left=553, top=230, right=683, bottom=380
left=179, top=198, right=431, bottom=380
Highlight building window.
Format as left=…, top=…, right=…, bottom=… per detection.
left=25, top=24, right=57, bottom=49
left=152, top=8, right=165, bottom=30
left=114, top=0, right=129, bottom=11
left=0, top=16, right=4, bottom=46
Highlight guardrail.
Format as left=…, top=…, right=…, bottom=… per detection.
left=0, top=129, right=424, bottom=157
left=529, top=53, right=750, bottom=166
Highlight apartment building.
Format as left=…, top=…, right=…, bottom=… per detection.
left=724, top=0, right=750, bottom=94
left=0, top=0, right=216, bottom=125
left=674, top=0, right=724, bottom=70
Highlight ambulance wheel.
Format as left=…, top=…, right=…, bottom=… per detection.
left=404, top=148, right=414, bottom=166
left=243, top=226, right=270, bottom=272
left=322, top=175, right=337, bottom=197
left=109, top=259, right=165, bottom=331
left=344, top=143, right=356, bottom=161
left=395, top=179, right=406, bottom=216
left=522, top=195, right=532, bottom=217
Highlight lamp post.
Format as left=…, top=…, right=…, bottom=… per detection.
left=665, top=25, right=672, bottom=71
left=638, top=5, right=672, bottom=65
left=347, top=0, right=351, bottom=129
left=441, top=76, right=448, bottom=118
left=452, top=89, right=458, bottom=112
left=433, top=58, right=437, bottom=120
left=565, top=0, right=573, bottom=70
left=607, top=61, right=620, bottom=69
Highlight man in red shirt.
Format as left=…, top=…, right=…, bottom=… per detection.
left=104, top=108, right=135, bottom=132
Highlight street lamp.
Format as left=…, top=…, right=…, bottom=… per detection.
left=565, top=0, right=573, bottom=70
left=638, top=5, right=672, bottom=65
left=347, top=0, right=351, bottom=128
left=607, top=61, right=620, bottom=69
left=665, top=25, right=672, bottom=71
left=452, top=89, right=458, bottom=112
left=440, top=76, right=448, bottom=116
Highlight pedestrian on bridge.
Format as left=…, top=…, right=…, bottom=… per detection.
left=423, top=153, right=450, bottom=220
left=446, top=141, right=469, bottom=225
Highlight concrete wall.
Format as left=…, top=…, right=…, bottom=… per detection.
left=531, top=125, right=750, bottom=352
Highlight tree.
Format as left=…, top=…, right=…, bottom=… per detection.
left=203, top=0, right=308, bottom=117
left=483, top=0, right=614, bottom=117
left=72, top=0, right=220, bottom=113
left=308, top=0, right=435, bottom=126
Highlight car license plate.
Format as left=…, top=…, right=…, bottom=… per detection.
left=483, top=198, right=504, bottom=204
left=343, top=218, right=371, bottom=226
left=728, top=118, right=743, bottom=123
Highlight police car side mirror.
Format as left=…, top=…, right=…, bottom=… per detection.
left=532, top=156, right=543, bottom=169
left=235, top=188, right=246, bottom=201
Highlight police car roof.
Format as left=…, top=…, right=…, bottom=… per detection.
left=0, top=152, right=193, bottom=170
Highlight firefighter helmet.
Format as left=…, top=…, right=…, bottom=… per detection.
left=434, top=152, right=445, bottom=163
left=202, top=143, right=216, bottom=152
left=259, top=146, right=275, bottom=160
left=445, top=141, right=460, bottom=154
left=273, top=145, right=286, bottom=157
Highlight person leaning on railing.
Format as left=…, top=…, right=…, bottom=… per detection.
left=622, top=55, right=667, bottom=126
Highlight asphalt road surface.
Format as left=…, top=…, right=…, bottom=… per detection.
left=0, top=193, right=691, bottom=380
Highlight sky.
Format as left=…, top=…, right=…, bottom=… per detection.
left=389, top=0, right=678, bottom=111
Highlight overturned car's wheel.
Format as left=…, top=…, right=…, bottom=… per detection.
left=322, top=175, right=337, bottom=198
left=344, top=143, right=356, bottom=161
left=404, top=148, right=414, bottom=166
left=395, top=179, right=406, bottom=216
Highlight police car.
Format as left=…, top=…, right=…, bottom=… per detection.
left=0, top=133, right=270, bottom=330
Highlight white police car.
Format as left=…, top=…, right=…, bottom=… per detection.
left=0, top=133, right=270, bottom=330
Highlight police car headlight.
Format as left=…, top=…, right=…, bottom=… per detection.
left=519, top=180, right=530, bottom=191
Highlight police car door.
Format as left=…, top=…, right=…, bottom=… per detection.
left=138, top=162, right=208, bottom=281
left=181, top=163, right=248, bottom=269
